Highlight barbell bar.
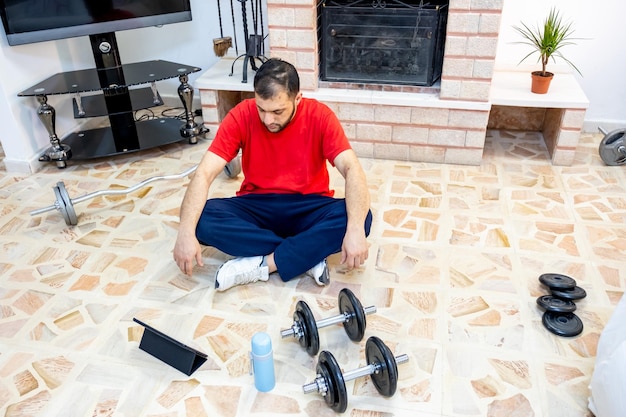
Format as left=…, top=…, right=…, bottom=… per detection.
left=302, top=336, right=409, bottom=413
left=280, top=288, right=377, bottom=356
left=30, top=158, right=242, bottom=226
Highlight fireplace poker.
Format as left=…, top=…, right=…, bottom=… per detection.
left=230, top=0, right=239, bottom=54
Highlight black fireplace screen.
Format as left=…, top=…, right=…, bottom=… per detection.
left=319, top=1, right=448, bottom=86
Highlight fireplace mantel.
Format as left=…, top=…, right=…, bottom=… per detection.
left=197, top=57, right=492, bottom=165
left=197, top=58, right=489, bottom=112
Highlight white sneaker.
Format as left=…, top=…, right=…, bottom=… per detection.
left=306, top=259, right=330, bottom=286
left=215, top=256, right=269, bottom=292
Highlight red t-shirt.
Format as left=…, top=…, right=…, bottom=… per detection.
left=209, top=97, right=351, bottom=197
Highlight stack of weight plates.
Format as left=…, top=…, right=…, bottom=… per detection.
left=536, top=273, right=587, bottom=337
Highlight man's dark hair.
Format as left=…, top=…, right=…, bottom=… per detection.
left=253, top=59, right=300, bottom=99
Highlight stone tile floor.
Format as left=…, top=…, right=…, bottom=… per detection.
left=0, top=129, right=624, bottom=417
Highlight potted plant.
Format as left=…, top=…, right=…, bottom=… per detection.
left=513, top=7, right=582, bottom=94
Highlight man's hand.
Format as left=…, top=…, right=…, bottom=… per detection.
left=173, top=151, right=227, bottom=276
left=340, top=227, right=369, bottom=269
left=173, top=233, right=204, bottom=276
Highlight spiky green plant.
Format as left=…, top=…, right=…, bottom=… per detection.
left=513, top=8, right=581, bottom=76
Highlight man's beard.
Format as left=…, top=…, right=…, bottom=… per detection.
left=264, top=102, right=297, bottom=133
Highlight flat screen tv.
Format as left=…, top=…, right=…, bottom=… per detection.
left=0, top=0, right=192, bottom=46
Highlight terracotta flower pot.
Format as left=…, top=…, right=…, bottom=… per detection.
left=531, top=71, right=554, bottom=94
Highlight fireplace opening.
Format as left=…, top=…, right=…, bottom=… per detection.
left=318, top=0, right=448, bottom=87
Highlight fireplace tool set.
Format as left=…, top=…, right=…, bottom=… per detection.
left=230, top=0, right=267, bottom=83
left=214, top=0, right=267, bottom=82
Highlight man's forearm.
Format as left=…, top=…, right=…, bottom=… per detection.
left=178, top=152, right=225, bottom=236
left=178, top=173, right=212, bottom=236
left=344, top=163, right=370, bottom=231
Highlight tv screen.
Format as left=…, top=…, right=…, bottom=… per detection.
left=0, top=0, right=192, bottom=46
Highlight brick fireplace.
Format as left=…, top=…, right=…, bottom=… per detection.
left=199, top=0, right=505, bottom=165
left=318, top=1, right=448, bottom=87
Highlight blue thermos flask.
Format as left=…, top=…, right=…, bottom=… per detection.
left=250, top=332, right=276, bottom=392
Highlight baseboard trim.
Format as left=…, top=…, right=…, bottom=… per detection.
left=583, top=120, right=625, bottom=134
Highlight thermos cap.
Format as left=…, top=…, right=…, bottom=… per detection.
left=251, top=332, right=272, bottom=356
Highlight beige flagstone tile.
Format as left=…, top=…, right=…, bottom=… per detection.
left=0, top=130, right=623, bottom=416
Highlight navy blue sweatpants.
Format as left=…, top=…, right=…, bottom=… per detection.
left=195, top=193, right=372, bottom=281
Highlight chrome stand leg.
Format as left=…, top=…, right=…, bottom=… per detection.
left=150, top=82, right=161, bottom=105
left=177, top=74, right=201, bottom=144
left=36, top=95, right=71, bottom=169
left=73, top=93, right=85, bottom=117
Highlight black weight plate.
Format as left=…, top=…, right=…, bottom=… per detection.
left=542, top=311, right=583, bottom=337
left=536, top=295, right=577, bottom=313
left=538, top=273, right=576, bottom=290
left=551, top=286, right=587, bottom=301
left=317, top=350, right=348, bottom=413
left=366, top=336, right=398, bottom=397
left=295, top=301, right=320, bottom=356
left=338, top=288, right=367, bottom=341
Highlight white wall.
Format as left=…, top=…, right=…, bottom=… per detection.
left=0, top=0, right=624, bottom=172
left=495, top=0, right=626, bottom=133
left=0, top=0, right=222, bottom=173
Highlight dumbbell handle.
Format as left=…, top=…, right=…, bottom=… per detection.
left=302, top=353, right=409, bottom=394
left=29, top=165, right=198, bottom=216
left=280, top=305, right=377, bottom=338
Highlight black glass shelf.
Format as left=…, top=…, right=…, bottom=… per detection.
left=18, top=60, right=201, bottom=97
left=61, top=117, right=190, bottom=160
left=21, top=39, right=202, bottom=168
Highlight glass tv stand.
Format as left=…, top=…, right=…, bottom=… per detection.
left=18, top=33, right=204, bottom=168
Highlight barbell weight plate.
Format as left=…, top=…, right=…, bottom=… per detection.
left=550, top=285, right=587, bottom=301
left=338, top=288, right=367, bottom=342
left=53, top=183, right=77, bottom=226
left=223, top=157, right=242, bottom=178
left=536, top=295, right=577, bottom=313
left=295, top=300, right=320, bottom=356
left=56, top=182, right=78, bottom=225
left=598, top=128, right=626, bottom=166
left=538, top=273, right=576, bottom=290
left=365, top=336, right=399, bottom=397
left=52, top=185, right=69, bottom=225
left=317, top=350, right=348, bottom=413
left=542, top=311, right=583, bottom=337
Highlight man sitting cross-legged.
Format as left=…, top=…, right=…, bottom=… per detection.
left=173, top=58, right=372, bottom=291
